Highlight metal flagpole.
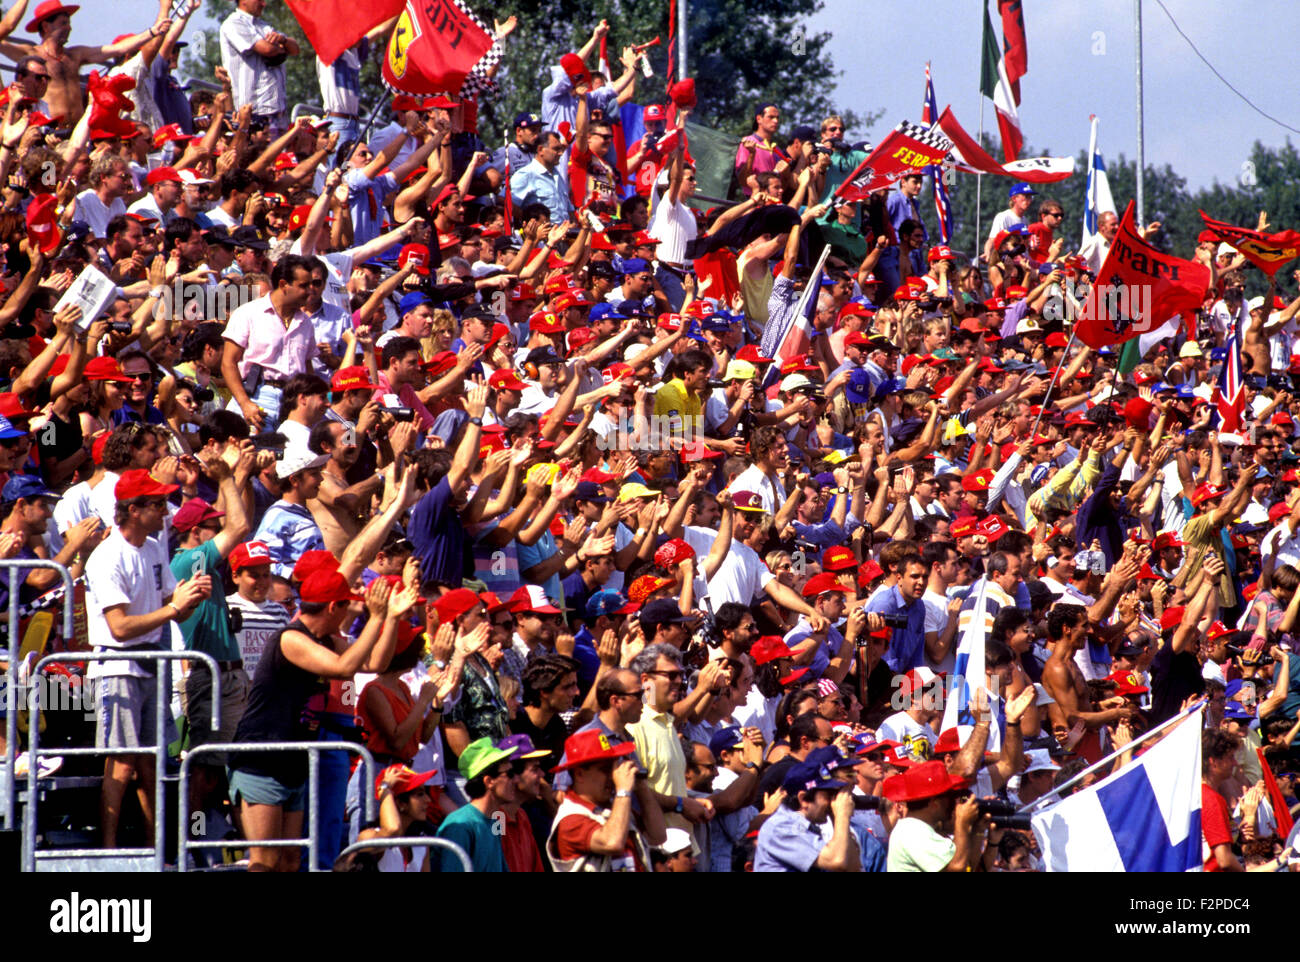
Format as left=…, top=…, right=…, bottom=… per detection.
left=1135, top=0, right=1145, bottom=226
left=974, top=82, right=984, bottom=260
left=1027, top=327, right=1080, bottom=439
left=677, top=0, right=688, bottom=79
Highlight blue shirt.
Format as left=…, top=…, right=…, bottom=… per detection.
left=866, top=585, right=929, bottom=673
left=517, top=532, right=564, bottom=611
left=409, top=477, right=468, bottom=587
left=784, top=615, right=844, bottom=680
left=510, top=159, right=573, bottom=224
left=344, top=169, right=398, bottom=247
left=435, top=803, right=506, bottom=872
left=253, top=501, right=325, bottom=579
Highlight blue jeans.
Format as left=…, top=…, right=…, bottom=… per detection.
left=327, top=115, right=360, bottom=145
left=875, top=247, right=901, bottom=301
left=227, top=382, right=283, bottom=430
left=656, top=264, right=686, bottom=312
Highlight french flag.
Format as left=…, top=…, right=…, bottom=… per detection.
left=1212, top=319, right=1244, bottom=433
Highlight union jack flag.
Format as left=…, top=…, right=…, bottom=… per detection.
left=1212, top=321, right=1244, bottom=433
left=921, top=63, right=953, bottom=244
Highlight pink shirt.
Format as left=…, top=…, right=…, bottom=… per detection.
left=222, top=293, right=319, bottom=380
left=373, top=371, right=435, bottom=433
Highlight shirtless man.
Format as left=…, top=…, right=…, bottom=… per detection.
left=306, top=419, right=385, bottom=556
left=1040, top=602, right=1132, bottom=760
left=0, top=0, right=170, bottom=124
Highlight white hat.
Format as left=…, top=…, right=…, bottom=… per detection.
left=780, top=373, right=813, bottom=392
left=657, top=827, right=693, bottom=855
left=1178, top=341, right=1203, bottom=358
left=1024, top=748, right=1061, bottom=774
left=275, top=451, right=328, bottom=480
left=1247, top=296, right=1266, bottom=313
left=177, top=168, right=213, bottom=186
left=1216, top=242, right=1236, bottom=259
left=623, top=343, right=649, bottom=363
left=1015, top=318, right=1041, bottom=335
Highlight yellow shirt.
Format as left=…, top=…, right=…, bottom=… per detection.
left=652, top=377, right=704, bottom=437
left=627, top=707, right=686, bottom=799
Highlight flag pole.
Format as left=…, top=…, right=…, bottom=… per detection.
left=1134, top=0, right=1146, bottom=226
left=1019, top=700, right=1206, bottom=814
left=1027, top=326, right=1079, bottom=438
left=677, top=0, right=688, bottom=80
left=975, top=99, right=984, bottom=260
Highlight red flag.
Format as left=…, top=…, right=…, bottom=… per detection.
left=935, top=107, right=1073, bottom=182
left=1074, top=201, right=1210, bottom=350
left=287, top=0, right=406, bottom=68
left=835, top=121, right=952, bottom=203
left=1198, top=211, right=1300, bottom=277
left=999, top=0, right=1027, bottom=99
left=383, top=0, right=495, bottom=96
left=1258, top=747, right=1295, bottom=839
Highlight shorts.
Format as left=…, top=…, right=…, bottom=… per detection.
left=95, top=675, right=160, bottom=751
left=183, top=662, right=250, bottom=763
left=228, top=767, right=306, bottom=811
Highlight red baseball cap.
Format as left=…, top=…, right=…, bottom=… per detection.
left=230, top=540, right=273, bottom=571
left=881, top=760, right=971, bottom=803
left=374, top=764, right=438, bottom=798
left=115, top=469, right=178, bottom=501
left=331, top=365, right=378, bottom=392
left=489, top=368, right=528, bottom=392
left=735, top=345, right=775, bottom=364
left=1159, top=606, right=1186, bottom=632
left=857, top=559, right=884, bottom=587
left=292, top=549, right=340, bottom=583
left=801, top=572, right=848, bottom=598
left=750, top=636, right=794, bottom=666
left=1107, top=669, right=1149, bottom=696
left=171, top=498, right=224, bottom=533
left=962, top=469, right=995, bottom=492
left=299, top=570, right=364, bottom=605
left=552, top=728, right=636, bottom=773
left=398, top=243, right=430, bottom=275
left=433, top=587, right=482, bottom=624
left=821, top=546, right=857, bottom=572
left=654, top=538, right=695, bottom=569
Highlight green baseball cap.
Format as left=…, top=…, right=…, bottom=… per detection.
left=458, top=737, right=513, bottom=780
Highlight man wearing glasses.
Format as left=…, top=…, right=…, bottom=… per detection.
left=114, top=350, right=166, bottom=427
left=569, top=91, right=619, bottom=213
left=1027, top=199, right=1065, bottom=264
left=12, top=55, right=52, bottom=113
left=71, top=154, right=131, bottom=239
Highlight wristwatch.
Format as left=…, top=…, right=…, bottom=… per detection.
left=615, top=789, right=633, bottom=799
left=469, top=416, right=483, bottom=426
left=673, top=796, right=684, bottom=814
left=835, top=485, right=848, bottom=494
left=744, top=762, right=759, bottom=771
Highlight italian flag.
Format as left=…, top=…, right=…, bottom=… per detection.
left=980, top=0, right=1023, bottom=164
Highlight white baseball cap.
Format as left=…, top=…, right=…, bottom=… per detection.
left=275, top=451, right=328, bottom=480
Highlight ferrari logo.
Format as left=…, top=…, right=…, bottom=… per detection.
left=387, top=7, right=420, bottom=80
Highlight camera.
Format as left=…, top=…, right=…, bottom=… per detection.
left=109, top=321, right=132, bottom=333
left=812, top=144, right=833, bottom=157
left=194, top=386, right=215, bottom=404
left=853, top=794, right=886, bottom=811
left=877, top=613, right=910, bottom=630
left=250, top=432, right=288, bottom=460
left=974, top=797, right=1033, bottom=830
left=706, top=378, right=726, bottom=390
left=385, top=406, right=414, bottom=423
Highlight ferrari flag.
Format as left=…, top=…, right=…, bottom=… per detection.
left=382, top=0, right=500, bottom=97
left=286, top=0, right=405, bottom=68
left=835, top=121, right=952, bottom=203
left=1074, top=201, right=1210, bottom=350
left=1198, top=211, right=1300, bottom=276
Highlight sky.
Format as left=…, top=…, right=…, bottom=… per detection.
left=68, top=0, right=1300, bottom=192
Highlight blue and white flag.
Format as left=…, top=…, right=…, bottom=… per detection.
left=1082, top=114, right=1116, bottom=249
left=1029, top=704, right=1204, bottom=872
left=940, top=576, right=1001, bottom=752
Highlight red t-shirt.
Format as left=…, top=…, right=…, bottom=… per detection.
left=1201, top=782, right=1234, bottom=872
left=501, top=807, right=545, bottom=873
left=1026, top=222, right=1053, bottom=263
left=553, top=794, right=645, bottom=871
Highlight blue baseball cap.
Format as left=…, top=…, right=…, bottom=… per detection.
left=1172, top=384, right=1196, bottom=400
left=573, top=480, right=609, bottom=505
left=0, top=416, right=26, bottom=441
left=398, top=291, right=434, bottom=316
left=513, top=112, right=543, bottom=129
left=585, top=589, right=638, bottom=619
left=701, top=316, right=732, bottom=333
left=588, top=302, right=627, bottom=324
left=1009, top=182, right=1038, bottom=197
left=621, top=257, right=651, bottom=276
left=782, top=746, right=852, bottom=795
left=707, top=727, right=745, bottom=759
left=1, top=473, right=57, bottom=502
left=874, top=377, right=908, bottom=400
left=845, top=368, right=874, bottom=404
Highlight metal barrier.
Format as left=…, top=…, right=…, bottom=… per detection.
left=23, top=650, right=221, bottom=873
left=2, top=560, right=76, bottom=832
left=336, top=836, right=472, bottom=872
left=291, top=102, right=325, bottom=122
left=178, top=742, right=377, bottom=873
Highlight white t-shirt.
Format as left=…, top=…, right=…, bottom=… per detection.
left=290, top=244, right=355, bottom=317
left=1208, top=298, right=1248, bottom=339
left=53, top=479, right=96, bottom=535
left=516, top=382, right=557, bottom=416
left=74, top=191, right=126, bottom=239
left=278, top=418, right=313, bottom=458
left=876, top=711, right=938, bottom=761
left=1078, top=234, right=1109, bottom=275
left=89, top=471, right=122, bottom=528
left=648, top=192, right=698, bottom=265
left=682, top=524, right=773, bottom=607
left=987, top=209, right=1028, bottom=242
left=204, top=207, right=240, bottom=230
left=226, top=592, right=290, bottom=677
left=921, top=589, right=956, bottom=675
left=85, top=530, right=177, bottom=679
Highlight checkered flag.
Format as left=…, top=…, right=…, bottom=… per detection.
left=895, top=119, right=953, bottom=158
left=457, top=0, right=502, bottom=100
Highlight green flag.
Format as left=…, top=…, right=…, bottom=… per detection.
left=980, top=1, right=1001, bottom=100
left=684, top=121, right=740, bottom=205
left=1116, top=337, right=1143, bottom=377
